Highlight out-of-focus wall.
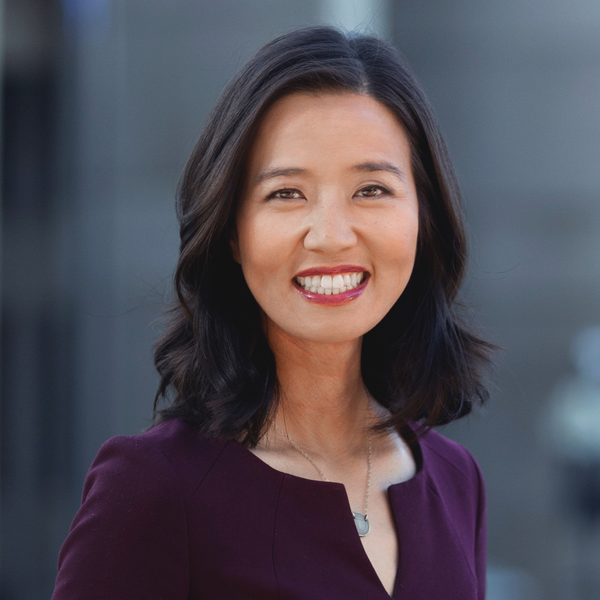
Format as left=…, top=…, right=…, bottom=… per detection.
left=2, top=1, right=68, bottom=598
left=2, top=1, right=599, bottom=599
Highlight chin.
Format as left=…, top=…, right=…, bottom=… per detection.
left=279, top=320, right=376, bottom=345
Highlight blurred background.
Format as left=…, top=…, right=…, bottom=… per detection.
left=2, top=0, right=600, bottom=598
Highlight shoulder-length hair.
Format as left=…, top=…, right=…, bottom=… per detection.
left=153, top=26, right=494, bottom=446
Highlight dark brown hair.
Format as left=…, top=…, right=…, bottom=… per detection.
left=153, top=26, right=494, bottom=446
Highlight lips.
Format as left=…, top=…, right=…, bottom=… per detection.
left=293, top=271, right=369, bottom=306
left=295, top=272, right=365, bottom=295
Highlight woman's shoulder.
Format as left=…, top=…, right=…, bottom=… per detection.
left=86, top=418, right=229, bottom=500
left=416, top=426, right=484, bottom=491
left=54, top=419, right=223, bottom=599
left=121, top=417, right=227, bottom=460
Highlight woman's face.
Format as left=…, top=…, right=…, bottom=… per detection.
left=232, top=92, right=419, bottom=345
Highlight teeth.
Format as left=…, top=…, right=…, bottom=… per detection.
left=296, top=272, right=367, bottom=295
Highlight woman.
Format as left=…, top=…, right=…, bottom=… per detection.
left=53, top=26, right=493, bottom=599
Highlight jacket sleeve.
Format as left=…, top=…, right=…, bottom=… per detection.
left=472, top=454, right=487, bottom=600
left=52, top=435, right=189, bottom=599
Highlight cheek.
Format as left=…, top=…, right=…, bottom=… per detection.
left=236, top=211, right=293, bottom=291
left=374, top=210, right=419, bottom=260
left=372, top=212, right=419, bottom=294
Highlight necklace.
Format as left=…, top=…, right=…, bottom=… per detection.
left=273, top=423, right=372, bottom=537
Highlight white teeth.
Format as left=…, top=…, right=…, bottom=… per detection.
left=332, top=274, right=344, bottom=288
left=295, top=271, right=367, bottom=296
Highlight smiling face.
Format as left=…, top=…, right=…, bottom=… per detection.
left=232, top=92, right=419, bottom=345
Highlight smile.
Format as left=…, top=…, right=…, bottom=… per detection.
left=295, top=272, right=366, bottom=295
left=292, top=269, right=370, bottom=306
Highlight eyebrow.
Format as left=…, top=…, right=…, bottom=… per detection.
left=253, top=161, right=405, bottom=184
left=351, top=161, right=405, bottom=180
left=254, top=167, right=306, bottom=184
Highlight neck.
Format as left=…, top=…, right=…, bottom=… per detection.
left=266, top=321, right=374, bottom=459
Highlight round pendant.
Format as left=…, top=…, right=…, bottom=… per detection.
left=352, top=512, right=370, bottom=537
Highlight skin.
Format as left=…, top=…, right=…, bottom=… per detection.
left=231, top=92, right=419, bottom=596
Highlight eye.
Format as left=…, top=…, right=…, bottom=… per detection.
left=356, top=185, right=391, bottom=198
left=267, top=188, right=304, bottom=200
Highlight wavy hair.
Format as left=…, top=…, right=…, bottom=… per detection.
left=152, top=26, right=495, bottom=446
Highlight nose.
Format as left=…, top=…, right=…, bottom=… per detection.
left=303, top=195, right=358, bottom=253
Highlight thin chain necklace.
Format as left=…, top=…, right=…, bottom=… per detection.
left=273, top=423, right=372, bottom=537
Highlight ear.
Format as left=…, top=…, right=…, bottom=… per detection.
left=229, top=229, right=241, bottom=264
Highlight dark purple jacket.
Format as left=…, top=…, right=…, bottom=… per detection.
left=52, top=418, right=486, bottom=599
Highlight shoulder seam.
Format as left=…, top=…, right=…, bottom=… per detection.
left=189, top=439, right=232, bottom=497
left=423, top=438, right=477, bottom=483
left=128, top=425, right=230, bottom=497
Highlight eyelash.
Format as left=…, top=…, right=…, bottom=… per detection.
left=267, top=188, right=303, bottom=200
left=356, top=185, right=391, bottom=197
left=266, top=185, right=392, bottom=200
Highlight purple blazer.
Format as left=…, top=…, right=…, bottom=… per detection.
left=52, top=418, right=486, bottom=599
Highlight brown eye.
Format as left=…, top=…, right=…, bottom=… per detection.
left=268, top=188, right=303, bottom=200
left=357, top=186, right=388, bottom=197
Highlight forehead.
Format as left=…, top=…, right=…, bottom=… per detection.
left=246, top=92, right=411, bottom=176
